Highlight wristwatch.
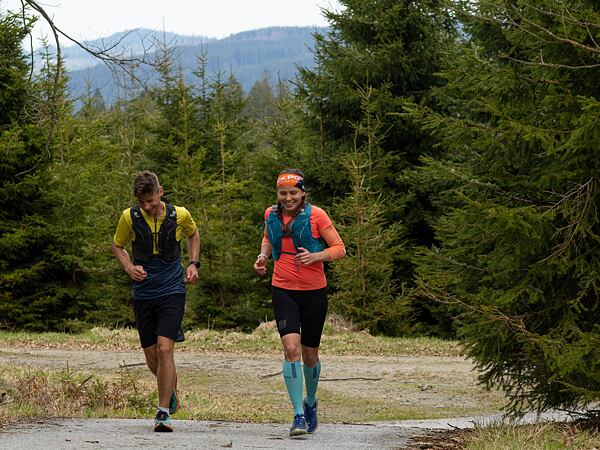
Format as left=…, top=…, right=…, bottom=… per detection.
left=189, top=260, right=200, bottom=269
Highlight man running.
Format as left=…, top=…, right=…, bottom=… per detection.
left=112, top=170, right=200, bottom=432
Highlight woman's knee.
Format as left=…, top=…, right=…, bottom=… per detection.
left=282, top=336, right=302, bottom=361
left=302, top=348, right=319, bottom=367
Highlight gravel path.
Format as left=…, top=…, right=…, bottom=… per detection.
left=0, top=411, right=574, bottom=449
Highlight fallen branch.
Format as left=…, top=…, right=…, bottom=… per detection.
left=259, top=371, right=383, bottom=382
left=321, top=377, right=383, bottom=382
left=118, top=362, right=146, bottom=368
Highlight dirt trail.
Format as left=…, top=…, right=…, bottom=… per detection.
left=0, top=346, right=493, bottom=412
left=0, top=347, right=576, bottom=448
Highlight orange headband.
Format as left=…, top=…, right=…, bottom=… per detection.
left=277, top=173, right=305, bottom=191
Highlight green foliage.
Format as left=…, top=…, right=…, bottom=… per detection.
left=330, top=84, right=413, bottom=335
left=296, top=0, right=457, bottom=334
left=0, top=11, right=31, bottom=127
left=0, top=1, right=459, bottom=336
left=412, top=0, right=600, bottom=414
left=0, top=11, right=88, bottom=331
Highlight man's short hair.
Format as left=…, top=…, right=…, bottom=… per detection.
left=133, top=171, right=160, bottom=197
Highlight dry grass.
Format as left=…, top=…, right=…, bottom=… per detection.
left=0, top=316, right=462, bottom=357
left=0, top=365, right=157, bottom=421
left=463, top=422, right=600, bottom=450
left=406, top=422, right=600, bottom=450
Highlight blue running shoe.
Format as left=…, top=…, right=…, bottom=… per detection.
left=304, top=399, right=318, bottom=433
left=289, top=414, right=308, bottom=437
left=154, top=410, right=173, bottom=432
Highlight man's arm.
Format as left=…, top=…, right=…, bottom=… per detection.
left=111, top=241, right=147, bottom=281
left=185, top=229, right=200, bottom=284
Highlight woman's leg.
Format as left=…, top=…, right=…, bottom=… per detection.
left=301, top=346, right=321, bottom=407
left=298, top=287, right=327, bottom=433
left=272, top=287, right=305, bottom=418
left=281, top=333, right=304, bottom=416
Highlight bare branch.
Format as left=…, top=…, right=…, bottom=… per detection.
left=539, top=178, right=596, bottom=262
left=20, top=0, right=61, bottom=162
left=20, top=0, right=34, bottom=84
left=506, top=56, right=600, bottom=70
left=13, top=0, right=158, bottom=176
left=415, top=275, right=535, bottom=337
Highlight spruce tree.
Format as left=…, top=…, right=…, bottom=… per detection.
left=331, top=84, right=412, bottom=335
left=413, top=0, right=600, bottom=413
left=0, top=10, right=85, bottom=330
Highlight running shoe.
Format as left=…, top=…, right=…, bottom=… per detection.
left=303, top=399, right=318, bottom=433
left=289, top=413, right=308, bottom=437
left=154, top=410, right=173, bottom=432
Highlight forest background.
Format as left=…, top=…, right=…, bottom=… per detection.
left=2, top=0, right=600, bottom=416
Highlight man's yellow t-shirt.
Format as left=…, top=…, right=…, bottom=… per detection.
left=113, top=202, right=197, bottom=300
left=113, top=203, right=197, bottom=251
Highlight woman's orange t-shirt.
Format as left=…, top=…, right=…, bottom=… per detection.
left=262, top=205, right=344, bottom=291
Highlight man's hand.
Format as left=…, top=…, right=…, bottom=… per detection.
left=126, top=264, right=147, bottom=281
left=186, top=264, right=199, bottom=284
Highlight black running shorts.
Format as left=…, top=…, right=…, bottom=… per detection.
left=271, top=286, right=328, bottom=348
left=133, top=294, right=185, bottom=348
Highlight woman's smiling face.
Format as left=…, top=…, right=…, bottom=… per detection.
left=277, top=185, right=304, bottom=214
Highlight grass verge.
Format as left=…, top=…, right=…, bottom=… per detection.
left=0, top=317, right=461, bottom=356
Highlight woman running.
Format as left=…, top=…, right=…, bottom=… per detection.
left=253, top=169, right=346, bottom=437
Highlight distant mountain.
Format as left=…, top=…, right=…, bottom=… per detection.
left=56, top=29, right=213, bottom=71
left=52, top=26, right=325, bottom=105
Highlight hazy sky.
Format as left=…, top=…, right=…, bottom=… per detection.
left=3, top=0, right=342, bottom=42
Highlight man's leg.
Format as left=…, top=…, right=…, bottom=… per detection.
left=143, top=344, right=158, bottom=376
left=156, top=335, right=176, bottom=409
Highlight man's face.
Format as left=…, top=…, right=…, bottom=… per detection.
left=137, top=187, right=163, bottom=218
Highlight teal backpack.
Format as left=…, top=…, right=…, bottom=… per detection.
left=265, top=203, right=324, bottom=260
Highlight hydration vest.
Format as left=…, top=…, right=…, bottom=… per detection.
left=130, top=203, right=180, bottom=264
left=265, top=203, right=324, bottom=260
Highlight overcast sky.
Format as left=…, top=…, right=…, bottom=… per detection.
left=3, top=0, right=341, bottom=43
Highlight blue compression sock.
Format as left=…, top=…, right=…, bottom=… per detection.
left=282, top=360, right=304, bottom=416
left=303, top=361, right=321, bottom=407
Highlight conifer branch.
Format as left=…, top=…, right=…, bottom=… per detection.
left=416, top=276, right=535, bottom=337
left=475, top=1, right=600, bottom=58
left=499, top=1, right=600, bottom=55
left=519, top=1, right=600, bottom=30
left=541, top=178, right=595, bottom=261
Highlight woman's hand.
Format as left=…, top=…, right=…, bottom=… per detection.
left=254, top=254, right=268, bottom=276
left=295, top=247, right=326, bottom=266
